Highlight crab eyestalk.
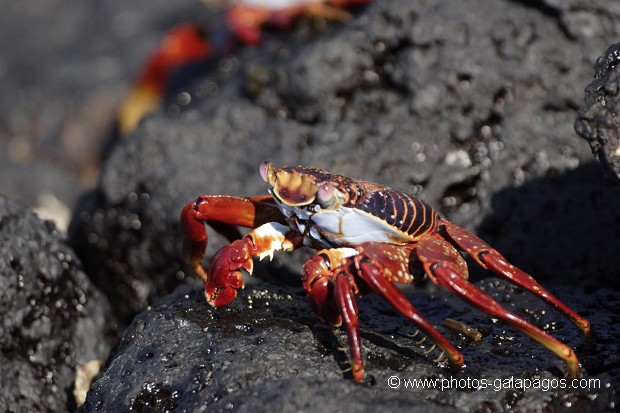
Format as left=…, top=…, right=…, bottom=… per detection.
left=259, top=161, right=277, bottom=186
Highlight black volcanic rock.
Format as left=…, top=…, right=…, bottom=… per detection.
left=78, top=280, right=618, bottom=412
left=0, top=196, right=116, bottom=412
left=575, top=42, right=620, bottom=182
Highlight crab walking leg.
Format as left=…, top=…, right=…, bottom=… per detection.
left=355, top=259, right=465, bottom=370
left=180, top=195, right=285, bottom=282
left=442, top=221, right=591, bottom=334
left=417, top=236, right=580, bottom=377
left=225, top=1, right=371, bottom=45
left=206, top=222, right=302, bottom=307
left=225, top=5, right=271, bottom=45
left=281, top=4, right=352, bottom=23
left=303, top=248, right=365, bottom=381
left=333, top=273, right=364, bottom=382
left=226, top=3, right=350, bottom=46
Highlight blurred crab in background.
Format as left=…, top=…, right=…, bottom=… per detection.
left=115, top=0, right=372, bottom=136
left=115, top=24, right=214, bottom=136
left=180, top=162, right=590, bottom=383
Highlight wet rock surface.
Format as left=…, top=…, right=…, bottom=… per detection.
left=79, top=282, right=618, bottom=412
left=575, top=42, right=620, bottom=182
left=2, top=0, right=620, bottom=411
left=0, top=196, right=116, bottom=412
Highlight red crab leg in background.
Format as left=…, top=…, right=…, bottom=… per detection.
left=442, top=221, right=591, bottom=334
left=417, top=236, right=580, bottom=377
left=117, top=1, right=374, bottom=134
left=116, top=24, right=214, bottom=136
left=225, top=4, right=272, bottom=45
left=179, top=194, right=286, bottom=282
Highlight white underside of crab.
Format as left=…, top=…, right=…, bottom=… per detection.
left=311, top=207, right=412, bottom=245
left=273, top=197, right=412, bottom=247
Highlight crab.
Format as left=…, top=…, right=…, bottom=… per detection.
left=180, top=162, right=591, bottom=382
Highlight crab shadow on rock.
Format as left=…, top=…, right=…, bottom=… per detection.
left=474, top=161, right=620, bottom=290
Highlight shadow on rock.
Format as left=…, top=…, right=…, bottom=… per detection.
left=476, top=162, right=620, bottom=288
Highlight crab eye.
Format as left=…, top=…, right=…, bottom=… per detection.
left=317, top=183, right=336, bottom=207
left=259, top=162, right=275, bottom=185
left=259, top=162, right=269, bottom=182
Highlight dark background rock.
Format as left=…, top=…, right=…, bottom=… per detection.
left=575, top=42, right=620, bottom=182
left=1, top=0, right=620, bottom=411
left=0, top=196, right=116, bottom=412
left=0, top=0, right=210, bottom=226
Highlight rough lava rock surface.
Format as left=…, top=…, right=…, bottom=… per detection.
left=79, top=282, right=618, bottom=412
left=61, top=0, right=620, bottom=412
left=0, top=196, right=116, bottom=412
left=575, top=42, right=620, bottom=182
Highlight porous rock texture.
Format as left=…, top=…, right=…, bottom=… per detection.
left=64, top=0, right=620, bottom=411
left=79, top=281, right=619, bottom=412
left=0, top=196, right=115, bottom=412
left=575, top=42, right=620, bottom=182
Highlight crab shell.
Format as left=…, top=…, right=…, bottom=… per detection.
left=259, top=161, right=440, bottom=248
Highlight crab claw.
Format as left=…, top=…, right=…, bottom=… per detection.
left=205, top=237, right=256, bottom=307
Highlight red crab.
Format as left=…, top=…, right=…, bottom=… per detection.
left=180, top=162, right=590, bottom=382
left=115, top=1, right=372, bottom=136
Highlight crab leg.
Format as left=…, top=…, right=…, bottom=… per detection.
left=180, top=194, right=285, bottom=281
left=116, top=24, right=214, bottom=136
left=355, top=256, right=465, bottom=370
left=442, top=221, right=591, bottom=334
left=333, top=272, right=364, bottom=382
left=304, top=245, right=466, bottom=382
left=303, top=248, right=365, bottom=381
left=225, top=1, right=371, bottom=45
left=206, top=222, right=303, bottom=307
left=417, top=236, right=580, bottom=377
